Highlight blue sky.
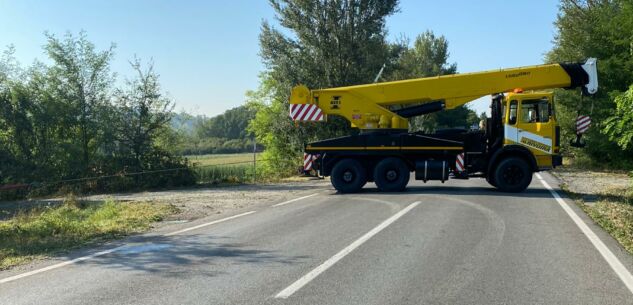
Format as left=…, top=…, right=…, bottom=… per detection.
left=0, top=0, right=559, bottom=117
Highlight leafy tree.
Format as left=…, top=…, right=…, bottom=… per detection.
left=252, top=0, right=400, bottom=174
left=113, top=58, right=174, bottom=170
left=193, top=105, right=255, bottom=140
left=604, top=85, right=633, bottom=149
left=387, top=31, right=476, bottom=132
left=44, top=31, right=116, bottom=174
left=547, top=0, right=633, bottom=167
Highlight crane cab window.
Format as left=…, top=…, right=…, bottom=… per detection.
left=520, top=98, right=550, bottom=123
left=507, top=100, right=518, bottom=125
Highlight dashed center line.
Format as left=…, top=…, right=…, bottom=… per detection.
left=274, top=201, right=421, bottom=299
left=272, top=193, right=319, bottom=207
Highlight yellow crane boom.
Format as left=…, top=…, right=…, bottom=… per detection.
left=290, top=59, right=597, bottom=130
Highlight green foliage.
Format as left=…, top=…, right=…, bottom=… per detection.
left=194, top=105, right=255, bottom=140
left=169, top=106, right=256, bottom=156
left=548, top=0, right=633, bottom=168
left=0, top=32, right=194, bottom=198
left=252, top=0, right=400, bottom=175
left=604, top=85, right=633, bottom=149
left=0, top=199, right=177, bottom=269
left=387, top=31, right=477, bottom=132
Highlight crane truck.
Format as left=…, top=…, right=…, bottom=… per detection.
left=289, top=59, right=598, bottom=193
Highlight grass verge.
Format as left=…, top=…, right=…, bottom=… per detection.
left=561, top=182, right=633, bottom=254
left=0, top=196, right=178, bottom=270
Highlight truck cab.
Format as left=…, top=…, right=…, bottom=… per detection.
left=502, top=92, right=561, bottom=170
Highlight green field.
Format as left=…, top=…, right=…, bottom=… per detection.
left=185, top=153, right=262, bottom=167
left=184, top=153, right=263, bottom=183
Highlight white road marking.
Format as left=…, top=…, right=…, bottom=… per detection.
left=274, top=201, right=421, bottom=299
left=272, top=193, right=319, bottom=207
left=536, top=173, right=633, bottom=295
left=0, top=210, right=257, bottom=284
left=0, top=246, right=126, bottom=284
left=163, top=211, right=256, bottom=236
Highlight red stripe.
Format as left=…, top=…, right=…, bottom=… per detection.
left=576, top=116, right=591, bottom=125
left=299, top=105, right=313, bottom=121
left=295, top=104, right=308, bottom=120
left=291, top=104, right=302, bottom=120
left=302, top=105, right=316, bottom=121
left=291, top=104, right=302, bottom=118
left=577, top=121, right=591, bottom=131
left=309, top=108, right=321, bottom=121
left=315, top=112, right=323, bottom=121
left=456, top=153, right=464, bottom=171
left=576, top=119, right=591, bottom=126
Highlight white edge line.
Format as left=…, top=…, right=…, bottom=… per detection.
left=274, top=201, right=421, bottom=299
left=0, top=210, right=257, bottom=284
left=163, top=210, right=256, bottom=236
left=0, top=245, right=126, bottom=284
left=536, top=173, right=633, bottom=295
left=272, top=193, right=319, bottom=207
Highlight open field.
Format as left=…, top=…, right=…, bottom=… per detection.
left=185, top=153, right=262, bottom=167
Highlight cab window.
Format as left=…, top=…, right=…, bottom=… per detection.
left=520, top=98, right=550, bottom=123
left=508, top=100, right=518, bottom=125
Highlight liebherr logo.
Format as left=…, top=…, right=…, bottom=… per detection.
left=520, top=137, right=551, bottom=152
left=505, top=71, right=530, bottom=78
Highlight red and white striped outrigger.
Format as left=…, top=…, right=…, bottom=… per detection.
left=303, top=153, right=320, bottom=172
left=455, top=152, right=465, bottom=173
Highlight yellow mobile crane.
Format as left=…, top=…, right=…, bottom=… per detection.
left=289, top=59, right=598, bottom=193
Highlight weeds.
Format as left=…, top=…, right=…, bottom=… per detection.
left=0, top=197, right=178, bottom=270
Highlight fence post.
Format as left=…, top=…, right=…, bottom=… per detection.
left=252, top=138, right=257, bottom=183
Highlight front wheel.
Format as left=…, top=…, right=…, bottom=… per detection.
left=493, top=157, right=532, bottom=192
left=331, top=159, right=367, bottom=193
left=374, top=157, right=410, bottom=192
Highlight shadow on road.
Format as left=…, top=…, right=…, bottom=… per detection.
left=68, top=234, right=308, bottom=278
left=326, top=185, right=555, bottom=199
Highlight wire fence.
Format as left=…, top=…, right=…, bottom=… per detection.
left=0, top=156, right=303, bottom=201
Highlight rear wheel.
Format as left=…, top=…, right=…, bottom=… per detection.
left=493, top=157, right=532, bottom=192
left=374, top=157, right=410, bottom=192
left=331, top=159, right=367, bottom=193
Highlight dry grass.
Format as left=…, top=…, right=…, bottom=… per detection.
left=0, top=196, right=178, bottom=270
left=556, top=168, right=633, bottom=254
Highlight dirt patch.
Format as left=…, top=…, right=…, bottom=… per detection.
left=552, top=168, right=631, bottom=199
left=1, top=178, right=330, bottom=222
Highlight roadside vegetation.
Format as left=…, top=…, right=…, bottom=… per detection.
left=0, top=33, right=194, bottom=201
left=0, top=195, right=178, bottom=270
left=556, top=168, right=633, bottom=254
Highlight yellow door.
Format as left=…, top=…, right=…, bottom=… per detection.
left=515, top=95, right=554, bottom=168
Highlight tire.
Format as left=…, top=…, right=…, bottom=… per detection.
left=331, top=159, right=367, bottom=193
left=373, top=157, right=410, bottom=192
left=486, top=175, right=497, bottom=187
left=493, top=157, right=532, bottom=192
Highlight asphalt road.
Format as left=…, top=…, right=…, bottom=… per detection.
left=2, top=172, right=633, bottom=305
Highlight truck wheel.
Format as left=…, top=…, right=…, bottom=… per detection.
left=374, top=157, right=410, bottom=192
left=486, top=175, right=497, bottom=187
left=331, top=159, right=367, bottom=193
left=493, top=157, right=532, bottom=192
